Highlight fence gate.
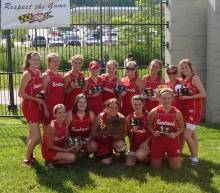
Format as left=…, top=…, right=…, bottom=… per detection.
left=0, top=0, right=167, bottom=117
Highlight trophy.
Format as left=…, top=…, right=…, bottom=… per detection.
left=93, top=85, right=103, bottom=94
left=130, top=118, right=142, bottom=126
left=115, top=84, right=126, bottom=94
left=65, top=136, right=82, bottom=147
left=143, top=88, right=154, bottom=97
left=96, top=117, right=126, bottom=138
left=76, top=77, right=85, bottom=87
left=175, top=84, right=189, bottom=96
left=36, top=91, right=46, bottom=100
left=159, top=126, right=170, bottom=136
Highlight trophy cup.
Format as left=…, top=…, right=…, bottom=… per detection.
left=76, top=77, right=85, bottom=87
left=159, top=126, right=170, bottom=136
left=36, top=91, right=46, bottom=100
left=65, top=136, right=82, bottom=147
left=115, top=84, right=126, bottom=94
left=93, top=85, right=103, bottom=94
left=130, top=118, right=142, bottom=127
left=143, top=88, right=154, bottom=97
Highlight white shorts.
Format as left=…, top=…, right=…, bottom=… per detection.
left=186, top=122, right=197, bottom=131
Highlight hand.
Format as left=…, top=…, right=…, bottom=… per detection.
left=131, top=126, right=139, bottom=133
left=120, top=91, right=127, bottom=97
left=70, top=81, right=77, bottom=89
left=152, top=130, right=160, bottom=137
left=166, top=132, right=177, bottom=138
left=140, top=142, right=150, bottom=152
left=35, top=98, right=45, bottom=105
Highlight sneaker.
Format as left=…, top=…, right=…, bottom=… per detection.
left=22, top=159, right=33, bottom=167
left=191, top=157, right=199, bottom=166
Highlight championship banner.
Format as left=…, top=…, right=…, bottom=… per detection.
left=1, top=0, right=70, bottom=29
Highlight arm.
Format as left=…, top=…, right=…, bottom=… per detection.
left=167, top=110, right=184, bottom=138
left=18, top=71, right=44, bottom=104
left=46, top=124, right=68, bottom=152
left=64, top=72, right=76, bottom=94
left=148, top=109, right=160, bottom=137
left=136, top=78, right=145, bottom=93
left=160, top=77, right=165, bottom=85
left=91, top=115, right=100, bottom=138
left=41, top=73, right=50, bottom=117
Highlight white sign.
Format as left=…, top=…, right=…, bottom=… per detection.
left=1, top=0, right=70, bottom=29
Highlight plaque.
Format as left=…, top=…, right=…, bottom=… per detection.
left=76, top=77, right=85, bottom=87
left=115, top=84, right=126, bottom=94
left=36, top=91, right=46, bottom=100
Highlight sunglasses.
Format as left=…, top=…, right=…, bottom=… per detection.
left=167, top=71, right=177, bottom=75
left=126, top=67, right=136, bottom=71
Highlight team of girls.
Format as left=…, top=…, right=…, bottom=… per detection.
left=19, top=51, right=206, bottom=168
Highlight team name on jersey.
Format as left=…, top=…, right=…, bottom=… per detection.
left=156, top=119, right=175, bottom=127
left=52, top=82, right=64, bottom=87
left=71, top=127, right=89, bottom=132
left=126, top=88, right=136, bottom=93
left=33, top=83, right=42, bottom=89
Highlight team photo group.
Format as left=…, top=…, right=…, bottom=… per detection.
left=18, top=51, right=206, bottom=169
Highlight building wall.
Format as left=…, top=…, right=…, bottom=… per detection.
left=165, top=0, right=220, bottom=123
left=206, top=0, right=220, bottom=123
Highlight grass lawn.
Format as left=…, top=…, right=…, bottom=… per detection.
left=0, top=118, right=219, bottom=193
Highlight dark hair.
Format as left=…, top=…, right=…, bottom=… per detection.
left=128, top=53, right=133, bottom=58
left=23, top=51, right=40, bottom=71
left=179, top=58, right=194, bottom=79
left=72, top=93, right=89, bottom=113
left=166, top=65, right=178, bottom=74
left=105, top=98, right=120, bottom=109
left=131, top=95, right=145, bottom=113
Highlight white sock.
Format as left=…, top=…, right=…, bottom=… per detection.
left=191, top=157, right=199, bottom=162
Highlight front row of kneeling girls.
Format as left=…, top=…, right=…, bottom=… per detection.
left=41, top=86, right=184, bottom=169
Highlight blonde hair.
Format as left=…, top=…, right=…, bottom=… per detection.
left=106, top=59, right=119, bottom=68
left=47, top=53, right=60, bottom=68
left=179, top=58, right=194, bottom=79
left=157, top=85, right=174, bottom=97
left=126, top=61, right=138, bottom=75
left=149, top=59, right=162, bottom=76
left=69, top=54, right=84, bottom=65
left=53, top=104, right=66, bottom=116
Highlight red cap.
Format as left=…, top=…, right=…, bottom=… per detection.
left=89, top=61, right=100, bottom=70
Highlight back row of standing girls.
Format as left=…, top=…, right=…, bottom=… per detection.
left=18, top=51, right=206, bottom=166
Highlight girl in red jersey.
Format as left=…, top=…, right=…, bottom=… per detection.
left=42, top=53, right=64, bottom=126
left=148, top=87, right=184, bottom=169
left=41, top=104, right=76, bottom=165
left=64, top=55, right=85, bottom=123
left=68, top=94, right=97, bottom=155
left=165, top=65, right=185, bottom=152
left=126, top=95, right=151, bottom=166
left=101, top=60, right=124, bottom=103
left=83, top=61, right=103, bottom=115
left=143, top=59, right=165, bottom=112
left=121, top=61, right=145, bottom=116
left=179, top=59, right=206, bottom=165
left=92, top=98, right=127, bottom=165
left=18, top=51, right=44, bottom=166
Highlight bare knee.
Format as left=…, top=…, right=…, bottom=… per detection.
left=136, top=149, right=148, bottom=161
left=113, top=140, right=126, bottom=152
left=151, top=159, right=162, bottom=169
left=184, top=130, right=192, bottom=141
left=100, top=157, right=112, bottom=165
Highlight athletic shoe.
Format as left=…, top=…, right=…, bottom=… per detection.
left=191, top=157, right=199, bottom=166
left=22, top=159, right=33, bottom=167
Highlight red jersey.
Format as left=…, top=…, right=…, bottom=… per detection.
left=21, top=68, right=42, bottom=123
left=85, top=76, right=103, bottom=115
left=182, top=75, right=204, bottom=125
left=101, top=74, right=118, bottom=103
left=143, top=75, right=162, bottom=112
left=64, top=71, right=84, bottom=111
left=69, top=112, right=92, bottom=139
left=44, top=70, right=64, bottom=124
left=41, top=120, right=67, bottom=161
left=121, top=76, right=140, bottom=116
left=166, top=78, right=184, bottom=112
left=127, top=112, right=149, bottom=151
left=153, top=105, right=178, bottom=135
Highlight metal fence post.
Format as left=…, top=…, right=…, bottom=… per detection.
left=6, top=29, right=17, bottom=113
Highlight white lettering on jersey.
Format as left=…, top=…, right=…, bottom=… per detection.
left=52, top=82, right=64, bottom=87
left=33, top=83, right=42, bottom=89
left=71, top=127, right=89, bottom=132
left=156, top=119, right=175, bottom=127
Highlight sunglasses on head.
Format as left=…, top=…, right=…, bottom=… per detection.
left=167, top=71, right=177, bottom=75
left=126, top=67, right=136, bottom=71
